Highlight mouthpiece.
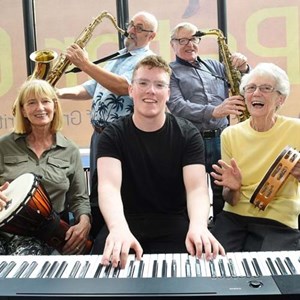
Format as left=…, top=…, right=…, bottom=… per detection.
left=193, top=30, right=206, bottom=37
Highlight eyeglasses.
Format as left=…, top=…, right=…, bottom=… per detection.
left=172, top=37, right=201, bottom=45
left=132, top=79, right=169, bottom=91
left=243, top=84, right=277, bottom=94
left=126, top=21, right=153, bottom=33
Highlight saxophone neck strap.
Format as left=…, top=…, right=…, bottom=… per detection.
left=65, top=51, right=121, bottom=74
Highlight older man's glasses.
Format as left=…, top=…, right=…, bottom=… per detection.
left=126, top=21, right=153, bottom=33
left=132, top=79, right=169, bottom=91
left=172, top=37, right=201, bottom=45
left=243, top=84, right=276, bottom=94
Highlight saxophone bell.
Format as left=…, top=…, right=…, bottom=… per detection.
left=29, top=50, right=58, bottom=81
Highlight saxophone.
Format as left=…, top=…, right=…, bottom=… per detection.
left=194, top=29, right=250, bottom=122
left=30, top=11, right=127, bottom=87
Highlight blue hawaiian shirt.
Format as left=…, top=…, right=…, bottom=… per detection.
left=83, top=47, right=154, bottom=128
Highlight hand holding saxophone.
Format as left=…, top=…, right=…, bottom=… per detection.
left=212, top=95, right=246, bottom=119
left=230, top=52, right=248, bottom=73
left=66, top=44, right=90, bottom=72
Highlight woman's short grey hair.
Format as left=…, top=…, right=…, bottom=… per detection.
left=240, top=63, right=290, bottom=98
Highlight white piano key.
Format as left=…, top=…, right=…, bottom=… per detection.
left=118, top=254, right=136, bottom=278
left=140, top=254, right=151, bottom=278
left=283, top=250, right=300, bottom=274
left=198, top=254, right=209, bottom=277
left=226, top=252, right=245, bottom=277
left=180, top=253, right=188, bottom=277
left=84, top=255, right=102, bottom=278
left=172, top=253, right=181, bottom=277
left=188, top=255, right=196, bottom=277
left=156, top=253, right=165, bottom=278
left=165, top=253, right=173, bottom=278
left=249, top=252, right=271, bottom=276
left=256, top=251, right=280, bottom=276
left=216, top=255, right=232, bottom=278
left=239, top=252, right=258, bottom=277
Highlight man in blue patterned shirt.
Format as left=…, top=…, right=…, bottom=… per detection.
left=58, top=11, right=158, bottom=237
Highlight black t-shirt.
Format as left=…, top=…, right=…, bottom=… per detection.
left=96, top=113, right=205, bottom=215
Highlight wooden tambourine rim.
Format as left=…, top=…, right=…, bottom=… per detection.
left=250, top=146, right=300, bottom=210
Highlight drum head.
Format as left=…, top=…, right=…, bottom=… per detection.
left=0, top=173, right=36, bottom=224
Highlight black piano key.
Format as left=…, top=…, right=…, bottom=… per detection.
left=195, top=258, right=201, bottom=277
left=209, top=260, right=216, bottom=278
left=12, top=261, right=29, bottom=278
left=228, top=258, right=237, bottom=278
left=69, top=261, right=81, bottom=278
left=275, top=257, right=288, bottom=275
left=252, top=258, right=262, bottom=277
left=0, top=262, right=8, bottom=273
left=36, top=261, right=51, bottom=278
left=171, top=259, right=177, bottom=277
left=127, top=260, right=134, bottom=278
left=266, top=257, right=278, bottom=275
left=185, top=259, right=191, bottom=277
left=284, top=257, right=298, bottom=275
left=103, top=263, right=112, bottom=278
left=218, top=259, right=226, bottom=277
left=112, top=263, right=121, bottom=278
left=0, top=261, right=16, bottom=278
left=137, top=261, right=144, bottom=278
left=79, top=261, right=90, bottom=278
left=45, top=261, right=59, bottom=278
left=162, top=260, right=167, bottom=277
left=54, top=261, right=68, bottom=278
left=94, top=263, right=104, bottom=278
left=21, top=261, right=37, bottom=278
left=242, top=258, right=252, bottom=277
left=152, top=260, right=158, bottom=278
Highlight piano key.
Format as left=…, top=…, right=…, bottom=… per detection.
left=156, top=253, right=166, bottom=278
left=140, top=254, right=151, bottom=278
left=165, top=253, right=173, bottom=278
left=218, top=258, right=226, bottom=277
left=227, top=252, right=243, bottom=277
left=45, top=261, right=59, bottom=278
left=152, top=259, right=158, bottom=278
left=284, top=257, right=298, bottom=275
left=0, top=261, right=16, bottom=278
left=36, top=261, right=51, bottom=278
left=21, top=261, right=38, bottom=278
left=195, top=257, right=202, bottom=277
left=180, top=253, right=189, bottom=277
left=252, top=257, right=263, bottom=277
left=93, top=263, right=104, bottom=278
left=0, top=261, right=8, bottom=273
left=12, top=261, right=29, bottom=278
left=249, top=252, right=271, bottom=276
left=172, top=253, right=181, bottom=277
left=266, top=257, right=278, bottom=275
left=68, top=261, right=81, bottom=278
left=78, top=261, right=90, bottom=278
left=118, top=254, right=135, bottom=278
left=113, top=265, right=121, bottom=278
left=185, top=257, right=192, bottom=277
left=188, top=255, right=197, bottom=277
left=275, top=257, right=288, bottom=275
left=54, top=261, right=68, bottom=278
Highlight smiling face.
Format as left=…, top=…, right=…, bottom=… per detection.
left=129, top=65, right=170, bottom=119
left=21, top=93, right=56, bottom=129
left=171, top=27, right=199, bottom=63
left=243, top=75, right=285, bottom=120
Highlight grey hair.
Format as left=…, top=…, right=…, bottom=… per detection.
left=132, top=11, right=158, bottom=32
left=170, top=22, right=198, bottom=39
left=240, top=63, right=290, bottom=97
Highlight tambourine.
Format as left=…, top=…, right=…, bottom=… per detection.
left=250, top=146, right=300, bottom=211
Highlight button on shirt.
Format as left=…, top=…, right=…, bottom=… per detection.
left=84, top=47, right=154, bottom=128
left=0, top=132, right=91, bottom=221
left=168, top=56, right=229, bottom=132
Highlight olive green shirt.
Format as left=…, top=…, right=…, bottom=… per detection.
left=0, top=132, right=91, bottom=222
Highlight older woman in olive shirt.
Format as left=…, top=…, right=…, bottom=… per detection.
left=0, top=79, right=91, bottom=255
